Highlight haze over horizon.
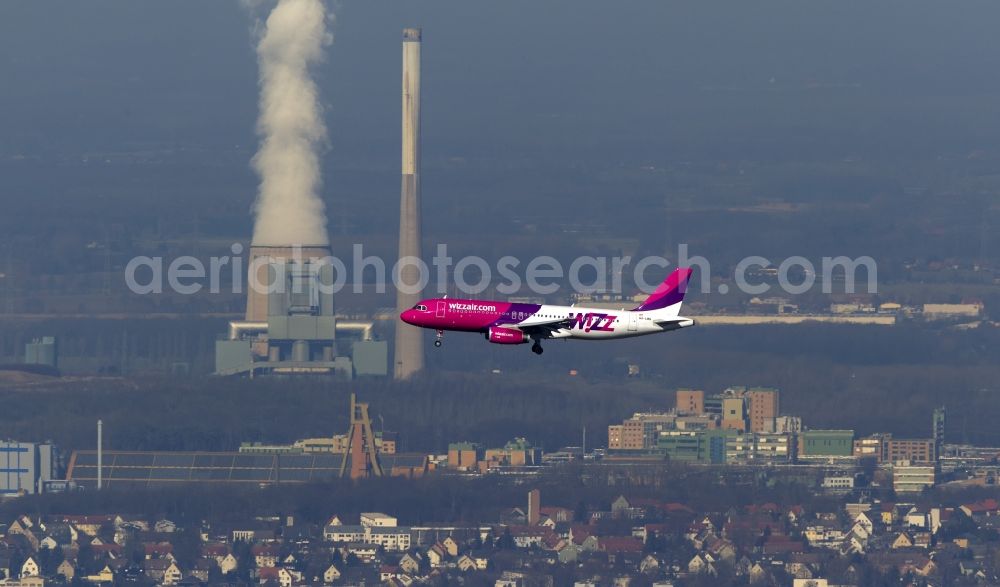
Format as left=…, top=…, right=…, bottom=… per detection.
left=2, top=1, right=1000, bottom=163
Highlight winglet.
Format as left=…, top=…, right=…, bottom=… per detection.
left=631, top=268, right=693, bottom=312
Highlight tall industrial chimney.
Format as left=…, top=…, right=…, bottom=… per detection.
left=97, top=419, right=103, bottom=490
left=394, top=28, right=425, bottom=379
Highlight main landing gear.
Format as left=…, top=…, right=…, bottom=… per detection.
left=531, top=341, right=544, bottom=355
left=434, top=330, right=443, bottom=347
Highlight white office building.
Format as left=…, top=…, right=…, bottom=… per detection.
left=1, top=441, right=56, bottom=496
left=360, top=513, right=398, bottom=527
left=893, top=461, right=937, bottom=494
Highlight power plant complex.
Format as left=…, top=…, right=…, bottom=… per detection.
left=215, top=245, right=388, bottom=377
left=65, top=395, right=428, bottom=487
left=214, top=29, right=425, bottom=379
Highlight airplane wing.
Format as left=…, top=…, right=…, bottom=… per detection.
left=508, top=317, right=573, bottom=338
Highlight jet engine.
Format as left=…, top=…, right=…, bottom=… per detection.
left=487, top=327, right=527, bottom=344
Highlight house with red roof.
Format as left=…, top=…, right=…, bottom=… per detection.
left=257, top=566, right=280, bottom=582
left=59, top=515, right=114, bottom=537
left=961, top=499, right=1000, bottom=519
left=251, top=544, right=280, bottom=568
left=506, top=526, right=553, bottom=549
left=611, top=496, right=663, bottom=519
left=144, top=542, right=174, bottom=560
left=762, top=536, right=806, bottom=555
left=705, top=537, right=736, bottom=561
left=201, top=543, right=229, bottom=558
left=659, top=502, right=695, bottom=515
left=91, top=543, right=124, bottom=558
left=597, top=536, right=643, bottom=555
left=380, top=564, right=402, bottom=582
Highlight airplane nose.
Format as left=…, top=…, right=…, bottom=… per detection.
left=400, top=310, right=414, bottom=324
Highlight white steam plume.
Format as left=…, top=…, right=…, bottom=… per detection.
left=250, top=0, right=331, bottom=246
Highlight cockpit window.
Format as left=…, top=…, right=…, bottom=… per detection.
left=415, top=304, right=428, bottom=311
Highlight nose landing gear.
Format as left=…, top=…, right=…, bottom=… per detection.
left=434, top=330, right=443, bottom=347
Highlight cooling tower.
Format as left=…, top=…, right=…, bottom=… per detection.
left=393, top=28, right=425, bottom=380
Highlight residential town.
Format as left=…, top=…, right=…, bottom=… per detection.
left=2, top=485, right=1000, bottom=587
left=3, top=385, right=1000, bottom=586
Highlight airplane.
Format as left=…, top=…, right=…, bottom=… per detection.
left=399, top=267, right=695, bottom=355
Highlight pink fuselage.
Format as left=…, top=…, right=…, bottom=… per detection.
left=400, top=299, right=541, bottom=332
left=399, top=298, right=683, bottom=341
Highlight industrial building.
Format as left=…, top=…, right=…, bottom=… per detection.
left=657, top=430, right=729, bottom=464
left=933, top=406, right=946, bottom=460
left=607, top=413, right=677, bottom=450
left=24, top=336, right=57, bottom=370
left=893, top=461, right=938, bottom=494
left=215, top=30, right=434, bottom=378
left=66, top=394, right=424, bottom=487
left=676, top=389, right=704, bottom=415
left=214, top=248, right=387, bottom=377
left=921, top=303, right=982, bottom=320
left=746, top=388, right=780, bottom=433
left=604, top=389, right=949, bottom=499
left=239, top=430, right=400, bottom=456
left=610, top=388, right=783, bottom=450
left=448, top=442, right=483, bottom=470
left=798, top=430, right=856, bottom=459
left=653, top=429, right=796, bottom=465
left=734, top=431, right=795, bottom=463
left=1, top=441, right=56, bottom=496
left=445, top=438, right=542, bottom=473
left=65, top=450, right=427, bottom=488
left=851, top=408, right=944, bottom=465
